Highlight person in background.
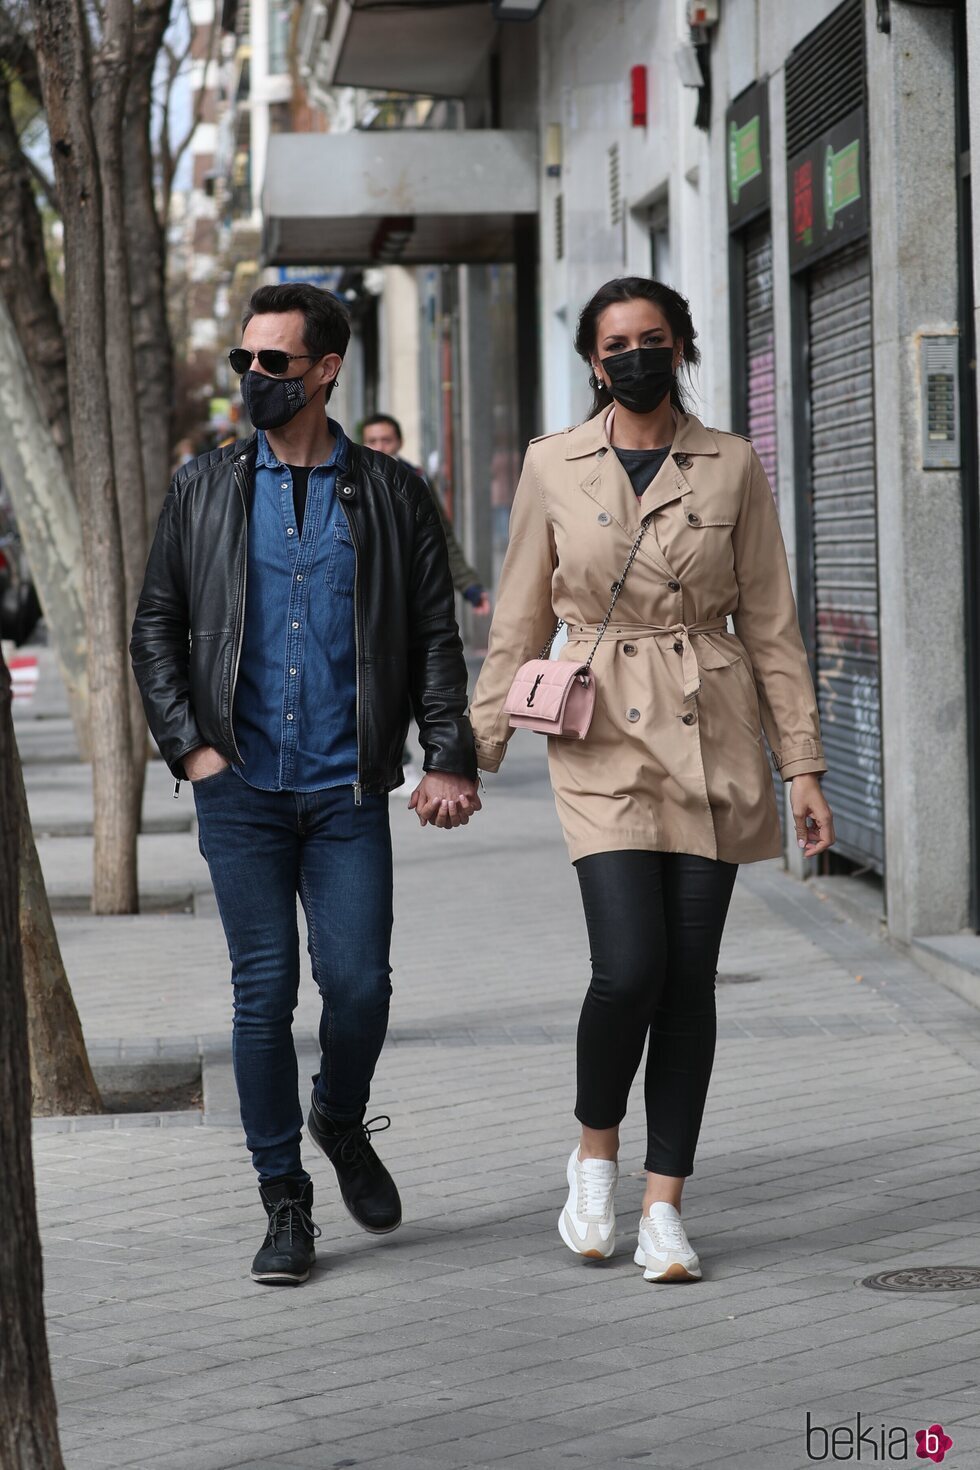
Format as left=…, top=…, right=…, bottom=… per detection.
left=361, top=414, right=492, bottom=616
left=362, top=412, right=492, bottom=786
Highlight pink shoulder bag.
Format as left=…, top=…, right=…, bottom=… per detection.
left=503, top=520, right=649, bottom=739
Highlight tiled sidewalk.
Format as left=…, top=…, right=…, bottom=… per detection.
left=18, top=664, right=980, bottom=1469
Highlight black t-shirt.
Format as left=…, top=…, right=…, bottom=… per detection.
left=287, top=464, right=312, bottom=537
left=614, top=444, right=672, bottom=498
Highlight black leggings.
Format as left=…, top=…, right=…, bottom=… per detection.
left=574, top=850, right=738, bottom=1177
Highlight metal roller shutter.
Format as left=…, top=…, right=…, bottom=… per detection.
left=744, top=221, right=778, bottom=502
left=807, top=242, right=883, bottom=869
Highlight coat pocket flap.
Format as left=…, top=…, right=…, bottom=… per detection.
left=696, top=634, right=742, bottom=669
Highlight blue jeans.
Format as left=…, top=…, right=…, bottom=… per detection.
left=192, top=767, right=393, bottom=1183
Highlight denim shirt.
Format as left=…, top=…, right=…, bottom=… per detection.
left=232, top=423, right=359, bottom=792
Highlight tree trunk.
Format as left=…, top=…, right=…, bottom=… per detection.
left=126, top=0, right=174, bottom=537
left=0, top=76, right=73, bottom=482
left=30, top=0, right=138, bottom=915
left=0, top=649, right=66, bottom=1470
left=0, top=295, right=89, bottom=757
left=91, top=1, right=148, bottom=802
left=13, top=744, right=101, bottom=1117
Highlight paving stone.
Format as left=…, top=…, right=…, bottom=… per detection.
left=18, top=722, right=980, bottom=1470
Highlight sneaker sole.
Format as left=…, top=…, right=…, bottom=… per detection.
left=633, top=1245, right=701, bottom=1281
left=308, top=1126, right=402, bottom=1236
left=558, top=1208, right=615, bottom=1260
left=250, top=1268, right=311, bottom=1285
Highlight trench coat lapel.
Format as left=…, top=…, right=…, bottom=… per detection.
left=565, top=410, right=721, bottom=580
left=564, top=412, right=678, bottom=581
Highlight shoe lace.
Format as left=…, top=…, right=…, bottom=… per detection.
left=336, top=1114, right=391, bottom=1168
left=267, top=1196, right=322, bottom=1244
left=580, top=1164, right=616, bottom=1219
left=648, top=1211, right=688, bottom=1251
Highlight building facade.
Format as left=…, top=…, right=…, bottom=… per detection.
left=264, top=0, right=979, bottom=980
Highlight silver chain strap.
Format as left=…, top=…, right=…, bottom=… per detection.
left=535, top=519, right=650, bottom=667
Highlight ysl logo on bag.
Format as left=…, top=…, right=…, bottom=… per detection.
left=526, top=673, right=545, bottom=707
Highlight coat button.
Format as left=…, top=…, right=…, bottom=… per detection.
left=596, top=447, right=607, bottom=459
left=597, top=511, right=611, bottom=525
left=627, top=707, right=641, bottom=722
left=667, top=580, right=681, bottom=592
left=681, top=712, right=696, bottom=725
left=687, top=512, right=700, bottom=525
left=675, top=453, right=692, bottom=469
left=673, top=640, right=683, bottom=654
left=623, top=643, right=637, bottom=656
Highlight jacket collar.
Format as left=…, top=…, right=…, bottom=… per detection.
left=562, top=408, right=719, bottom=461
left=570, top=409, right=719, bottom=581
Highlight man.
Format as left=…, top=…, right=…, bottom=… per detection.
left=131, top=283, right=480, bottom=1286
left=361, top=414, right=492, bottom=616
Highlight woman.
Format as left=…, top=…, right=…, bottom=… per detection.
left=468, top=277, right=834, bottom=1284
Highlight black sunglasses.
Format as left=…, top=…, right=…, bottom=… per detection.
left=228, top=348, right=322, bottom=377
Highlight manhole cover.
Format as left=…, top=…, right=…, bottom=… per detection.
left=716, top=972, right=762, bottom=984
left=862, top=1267, right=980, bottom=1293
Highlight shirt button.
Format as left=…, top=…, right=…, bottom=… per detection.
left=668, top=580, right=681, bottom=592
left=287, top=527, right=295, bottom=536
left=673, top=640, right=684, bottom=654
left=296, top=573, right=303, bottom=581
left=286, top=713, right=294, bottom=721
left=281, top=481, right=288, bottom=489
left=623, top=643, right=637, bottom=656
left=681, top=712, right=696, bottom=725
left=292, top=621, right=299, bottom=629
left=627, top=707, right=641, bottom=722
left=597, top=512, right=611, bottom=525
left=289, top=667, right=297, bottom=676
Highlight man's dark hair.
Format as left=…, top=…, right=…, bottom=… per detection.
left=362, top=412, right=403, bottom=441
left=242, top=282, right=351, bottom=361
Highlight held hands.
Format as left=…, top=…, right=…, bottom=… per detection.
left=408, top=771, right=483, bottom=829
left=790, top=774, right=835, bottom=859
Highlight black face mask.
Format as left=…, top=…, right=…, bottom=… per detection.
left=600, top=346, right=675, bottom=415
left=240, top=369, right=313, bottom=430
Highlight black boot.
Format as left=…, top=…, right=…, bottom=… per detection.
left=251, top=1178, right=320, bottom=1285
left=307, top=1091, right=402, bottom=1234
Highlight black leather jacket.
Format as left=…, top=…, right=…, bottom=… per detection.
left=130, top=434, right=476, bottom=793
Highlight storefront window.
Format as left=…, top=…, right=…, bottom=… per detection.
left=268, top=0, right=290, bottom=75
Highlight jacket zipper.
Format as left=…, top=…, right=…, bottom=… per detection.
left=338, top=490, right=363, bottom=806
left=175, top=450, right=250, bottom=799
left=228, top=459, right=249, bottom=766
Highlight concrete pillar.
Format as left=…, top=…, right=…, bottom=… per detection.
left=867, top=3, right=970, bottom=939
left=457, top=265, right=494, bottom=642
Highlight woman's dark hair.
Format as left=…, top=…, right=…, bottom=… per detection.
left=573, top=276, right=700, bottom=419
left=242, top=282, right=352, bottom=361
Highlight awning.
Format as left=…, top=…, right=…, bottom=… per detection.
left=317, top=0, right=498, bottom=97
left=261, top=129, right=538, bottom=267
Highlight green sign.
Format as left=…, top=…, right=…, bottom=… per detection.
left=824, top=138, right=861, bottom=229
left=788, top=106, right=868, bottom=272
left=729, top=116, right=763, bottom=206
left=726, top=80, right=769, bottom=230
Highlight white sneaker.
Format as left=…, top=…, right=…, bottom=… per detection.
left=557, top=1148, right=618, bottom=1260
left=634, top=1202, right=702, bottom=1282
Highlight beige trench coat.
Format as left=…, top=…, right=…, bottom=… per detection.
left=468, top=410, right=827, bottom=865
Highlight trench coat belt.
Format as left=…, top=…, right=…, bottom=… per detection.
left=564, top=618, right=730, bottom=701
